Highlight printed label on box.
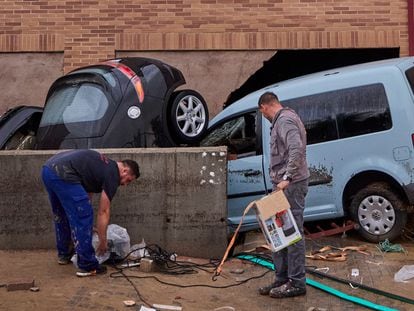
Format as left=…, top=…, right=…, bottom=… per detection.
left=254, top=191, right=302, bottom=252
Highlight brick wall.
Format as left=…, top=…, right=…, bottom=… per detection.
left=0, top=0, right=409, bottom=73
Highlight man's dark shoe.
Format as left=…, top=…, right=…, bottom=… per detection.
left=269, top=281, right=306, bottom=298
left=258, top=280, right=288, bottom=295
left=76, top=264, right=107, bottom=277
left=57, top=246, right=75, bottom=265
left=58, top=255, right=72, bottom=265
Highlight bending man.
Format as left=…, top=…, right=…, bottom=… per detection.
left=41, top=149, right=140, bottom=277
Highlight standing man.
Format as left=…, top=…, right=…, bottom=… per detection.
left=257, top=92, right=309, bottom=298
left=41, top=149, right=140, bottom=277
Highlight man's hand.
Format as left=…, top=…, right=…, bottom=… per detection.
left=96, top=238, right=108, bottom=256
left=276, top=180, right=290, bottom=190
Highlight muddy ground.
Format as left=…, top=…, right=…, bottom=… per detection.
left=1, top=231, right=413, bottom=311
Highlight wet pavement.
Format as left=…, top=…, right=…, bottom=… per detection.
left=0, top=231, right=413, bottom=311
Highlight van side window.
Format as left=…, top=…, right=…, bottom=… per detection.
left=406, top=67, right=414, bottom=95
left=201, top=111, right=258, bottom=158
left=284, top=94, right=338, bottom=144
left=284, top=83, right=391, bottom=145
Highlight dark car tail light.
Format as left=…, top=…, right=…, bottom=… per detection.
left=103, top=60, right=145, bottom=103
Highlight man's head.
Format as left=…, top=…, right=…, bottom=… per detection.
left=118, top=159, right=140, bottom=186
left=258, top=91, right=282, bottom=122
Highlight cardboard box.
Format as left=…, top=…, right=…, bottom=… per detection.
left=254, top=190, right=302, bottom=252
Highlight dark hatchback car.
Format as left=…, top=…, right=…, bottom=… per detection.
left=0, top=58, right=209, bottom=150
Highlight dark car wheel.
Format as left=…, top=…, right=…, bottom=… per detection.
left=169, top=90, right=209, bottom=145
left=350, top=182, right=407, bottom=242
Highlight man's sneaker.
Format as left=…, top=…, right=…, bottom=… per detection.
left=58, top=255, right=72, bottom=265
left=269, top=281, right=306, bottom=298
left=258, top=279, right=288, bottom=295
left=76, top=265, right=107, bottom=277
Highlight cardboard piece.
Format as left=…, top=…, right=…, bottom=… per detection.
left=254, top=190, right=302, bottom=252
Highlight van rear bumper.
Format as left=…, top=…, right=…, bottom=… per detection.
left=402, top=183, right=414, bottom=211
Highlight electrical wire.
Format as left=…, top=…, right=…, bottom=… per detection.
left=109, top=268, right=272, bottom=289
left=107, top=244, right=273, bottom=307
left=112, top=265, right=153, bottom=308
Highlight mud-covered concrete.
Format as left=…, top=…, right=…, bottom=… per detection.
left=0, top=234, right=413, bottom=310
left=0, top=147, right=228, bottom=258
left=0, top=53, right=64, bottom=115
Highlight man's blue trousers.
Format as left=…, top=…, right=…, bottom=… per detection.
left=41, top=166, right=99, bottom=271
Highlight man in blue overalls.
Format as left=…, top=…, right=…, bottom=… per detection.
left=41, top=149, right=140, bottom=277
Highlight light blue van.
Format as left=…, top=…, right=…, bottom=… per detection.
left=201, top=57, right=414, bottom=242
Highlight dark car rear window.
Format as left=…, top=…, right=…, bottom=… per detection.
left=41, top=83, right=108, bottom=126
left=39, top=81, right=114, bottom=138
left=405, top=67, right=414, bottom=96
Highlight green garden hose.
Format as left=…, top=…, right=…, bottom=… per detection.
left=236, top=254, right=399, bottom=311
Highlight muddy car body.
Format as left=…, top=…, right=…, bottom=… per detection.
left=202, top=57, right=414, bottom=242
left=0, top=58, right=208, bottom=150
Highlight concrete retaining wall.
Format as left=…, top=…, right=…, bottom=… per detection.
left=0, top=147, right=228, bottom=258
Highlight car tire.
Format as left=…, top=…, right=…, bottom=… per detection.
left=350, top=182, right=407, bottom=242
left=169, top=90, right=209, bottom=145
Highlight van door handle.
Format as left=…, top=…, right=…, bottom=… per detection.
left=244, top=170, right=262, bottom=177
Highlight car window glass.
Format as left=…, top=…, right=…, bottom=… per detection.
left=40, top=84, right=108, bottom=126
left=201, top=111, right=257, bottom=158
left=284, top=95, right=338, bottom=145
left=284, top=83, right=391, bottom=144
left=335, top=84, right=391, bottom=138
left=405, top=66, right=414, bottom=96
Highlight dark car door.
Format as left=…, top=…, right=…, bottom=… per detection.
left=0, top=106, right=43, bottom=150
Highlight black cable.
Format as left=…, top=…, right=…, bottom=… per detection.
left=108, top=243, right=272, bottom=300
left=110, top=264, right=152, bottom=308
left=113, top=244, right=221, bottom=275
left=110, top=269, right=272, bottom=289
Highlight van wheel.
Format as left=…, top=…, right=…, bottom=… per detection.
left=350, top=182, right=407, bottom=242
left=169, top=90, right=209, bottom=145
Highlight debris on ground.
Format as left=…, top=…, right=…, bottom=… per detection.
left=394, top=265, right=414, bottom=282
left=123, top=300, right=136, bottom=307
left=6, top=279, right=35, bottom=291
left=378, top=239, right=406, bottom=253
left=152, top=303, right=182, bottom=310
left=230, top=268, right=244, bottom=274
left=306, top=245, right=369, bottom=262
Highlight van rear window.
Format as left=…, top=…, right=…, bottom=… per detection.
left=284, top=83, right=392, bottom=144
left=406, top=67, right=414, bottom=96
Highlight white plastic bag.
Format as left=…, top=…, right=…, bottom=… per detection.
left=106, top=224, right=131, bottom=258
left=394, top=265, right=414, bottom=282
left=72, top=224, right=131, bottom=267
left=130, top=239, right=149, bottom=259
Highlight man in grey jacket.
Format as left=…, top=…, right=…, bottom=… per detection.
left=257, top=91, right=310, bottom=298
